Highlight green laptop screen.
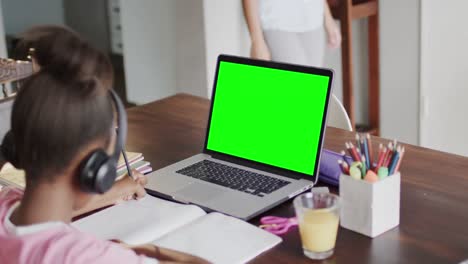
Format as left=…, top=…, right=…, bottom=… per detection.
left=206, top=61, right=330, bottom=176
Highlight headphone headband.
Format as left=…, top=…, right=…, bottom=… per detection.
left=108, top=89, right=127, bottom=165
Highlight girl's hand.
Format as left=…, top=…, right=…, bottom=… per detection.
left=72, top=171, right=148, bottom=217
left=120, top=170, right=148, bottom=201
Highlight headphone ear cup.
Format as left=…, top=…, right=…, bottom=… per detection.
left=79, top=150, right=116, bottom=194
left=1, top=131, right=20, bottom=168
left=95, top=158, right=117, bottom=194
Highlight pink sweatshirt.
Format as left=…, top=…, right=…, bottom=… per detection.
left=0, top=187, right=156, bottom=264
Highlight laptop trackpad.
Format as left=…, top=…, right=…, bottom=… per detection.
left=173, top=183, right=225, bottom=203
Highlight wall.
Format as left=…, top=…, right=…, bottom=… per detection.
left=420, top=0, right=468, bottom=156
left=121, top=0, right=207, bottom=104
left=2, top=0, right=64, bottom=35
left=379, top=0, right=420, bottom=144
left=63, top=0, right=110, bottom=53
left=175, top=0, right=207, bottom=97
left=120, top=0, right=177, bottom=104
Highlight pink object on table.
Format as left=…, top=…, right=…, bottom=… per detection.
left=259, top=216, right=298, bottom=235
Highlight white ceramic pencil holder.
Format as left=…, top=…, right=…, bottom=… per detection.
left=339, top=172, right=400, bottom=238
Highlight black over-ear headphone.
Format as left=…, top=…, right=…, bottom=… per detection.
left=79, top=89, right=127, bottom=193
left=0, top=89, right=128, bottom=194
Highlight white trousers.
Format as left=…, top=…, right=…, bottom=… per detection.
left=263, top=27, right=325, bottom=67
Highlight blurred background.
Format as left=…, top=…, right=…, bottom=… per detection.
left=0, top=0, right=466, bottom=157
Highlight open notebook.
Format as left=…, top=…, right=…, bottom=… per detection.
left=73, top=195, right=282, bottom=264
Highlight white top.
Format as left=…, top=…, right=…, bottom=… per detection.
left=4, top=201, right=157, bottom=264
left=259, top=0, right=325, bottom=32
left=4, top=201, right=66, bottom=236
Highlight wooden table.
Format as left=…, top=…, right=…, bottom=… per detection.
left=126, top=94, right=468, bottom=264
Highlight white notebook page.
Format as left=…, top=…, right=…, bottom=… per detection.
left=73, top=195, right=206, bottom=244
left=153, top=212, right=282, bottom=264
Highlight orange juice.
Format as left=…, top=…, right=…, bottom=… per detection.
left=298, top=209, right=339, bottom=252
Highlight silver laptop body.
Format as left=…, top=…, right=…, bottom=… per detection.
left=146, top=55, right=334, bottom=220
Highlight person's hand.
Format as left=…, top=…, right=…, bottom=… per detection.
left=113, top=242, right=211, bottom=264
left=72, top=171, right=148, bottom=217
left=133, top=170, right=148, bottom=186
left=325, top=17, right=342, bottom=49
left=250, top=39, right=271, bottom=60
left=119, top=170, right=148, bottom=201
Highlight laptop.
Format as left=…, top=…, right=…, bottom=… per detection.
left=146, top=55, right=334, bottom=220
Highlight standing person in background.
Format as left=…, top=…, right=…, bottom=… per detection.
left=242, top=0, right=341, bottom=67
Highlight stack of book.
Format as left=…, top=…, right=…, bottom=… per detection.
left=116, top=151, right=152, bottom=179
left=0, top=152, right=152, bottom=189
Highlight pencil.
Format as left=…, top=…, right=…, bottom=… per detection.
left=376, top=146, right=387, bottom=171
left=388, top=146, right=401, bottom=175
left=356, top=134, right=361, bottom=154
left=338, top=160, right=350, bottom=174
left=345, top=142, right=355, bottom=161
left=374, top=143, right=383, bottom=171
left=345, top=142, right=353, bottom=160
left=367, top=134, right=374, bottom=168
left=341, top=150, right=351, bottom=166
left=348, top=143, right=361, bottom=161
left=353, top=144, right=362, bottom=162
left=383, top=142, right=394, bottom=167
left=362, top=138, right=370, bottom=169
left=394, top=147, right=405, bottom=173
left=121, top=150, right=133, bottom=178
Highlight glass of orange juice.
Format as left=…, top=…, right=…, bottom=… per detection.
left=293, top=192, right=340, bottom=260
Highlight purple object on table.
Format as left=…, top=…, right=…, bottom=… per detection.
left=318, top=149, right=353, bottom=186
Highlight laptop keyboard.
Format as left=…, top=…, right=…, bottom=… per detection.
left=176, top=160, right=291, bottom=197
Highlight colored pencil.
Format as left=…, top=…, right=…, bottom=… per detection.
left=367, top=134, right=374, bottom=168
left=349, top=143, right=361, bottom=161
left=343, top=160, right=350, bottom=174
left=345, top=142, right=354, bottom=161
left=394, top=147, right=405, bottom=173
left=356, top=134, right=361, bottom=154
left=362, top=138, right=370, bottom=169
left=341, top=150, right=351, bottom=166
left=346, top=142, right=357, bottom=161
left=374, top=143, right=383, bottom=171
left=388, top=146, right=401, bottom=175
left=338, top=160, right=349, bottom=174
left=376, top=146, right=387, bottom=171
left=383, top=142, right=394, bottom=167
